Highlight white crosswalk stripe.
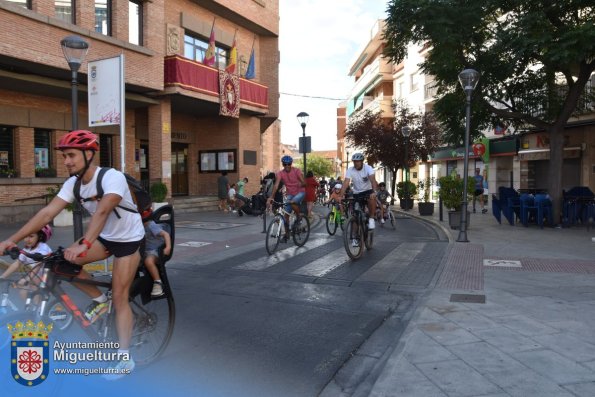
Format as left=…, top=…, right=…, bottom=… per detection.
left=292, top=248, right=349, bottom=277
left=234, top=236, right=332, bottom=271
left=357, top=242, right=425, bottom=283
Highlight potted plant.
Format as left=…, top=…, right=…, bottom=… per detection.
left=46, top=185, right=74, bottom=226
left=438, top=175, right=475, bottom=229
left=0, top=168, right=16, bottom=178
left=417, top=177, right=435, bottom=216
left=396, top=181, right=417, bottom=210
left=150, top=181, right=168, bottom=211
left=35, top=167, right=57, bottom=178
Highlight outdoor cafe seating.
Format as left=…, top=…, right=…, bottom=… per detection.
left=492, top=187, right=553, bottom=227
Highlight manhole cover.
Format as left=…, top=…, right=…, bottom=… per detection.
left=450, top=294, right=486, bottom=304
left=484, top=259, right=522, bottom=268
left=176, top=221, right=244, bottom=230
left=177, top=241, right=212, bottom=247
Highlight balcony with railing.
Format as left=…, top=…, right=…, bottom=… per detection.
left=350, top=57, right=393, bottom=99
left=424, top=81, right=438, bottom=102
left=163, top=55, right=268, bottom=112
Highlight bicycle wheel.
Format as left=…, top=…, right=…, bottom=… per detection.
left=128, top=287, right=175, bottom=366
left=389, top=211, right=396, bottom=229
left=293, top=215, right=310, bottom=247
left=326, top=211, right=338, bottom=235
left=343, top=217, right=364, bottom=260
left=265, top=215, right=283, bottom=255
left=364, top=227, right=374, bottom=250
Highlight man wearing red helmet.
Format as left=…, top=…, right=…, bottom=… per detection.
left=0, top=129, right=144, bottom=379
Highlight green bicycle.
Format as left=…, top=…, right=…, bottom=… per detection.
left=325, top=200, right=345, bottom=235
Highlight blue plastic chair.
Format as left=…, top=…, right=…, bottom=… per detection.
left=491, top=194, right=502, bottom=224
left=534, top=194, right=553, bottom=228
left=519, top=194, right=535, bottom=227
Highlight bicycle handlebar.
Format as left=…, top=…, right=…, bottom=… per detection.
left=4, top=246, right=68, bottom=262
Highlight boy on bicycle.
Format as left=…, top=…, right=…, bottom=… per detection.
left=0, top=130, right=144, bottom=379
left=266, top=155, right=306, bottom=242
left=142, top=211, right=171, bottom=297
left=376, top=182, right=392, bottom=224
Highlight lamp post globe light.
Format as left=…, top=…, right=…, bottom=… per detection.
left=456, top=68, right=480, bottom=243
left=61, top=35, right=89, bottom=240
left=401, top=125, right=411, bottom=210
left=297, top=112, right=309, bottom=175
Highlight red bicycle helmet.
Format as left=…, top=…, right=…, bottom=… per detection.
left=38, top=224, right=53, bottom=242
left=56, top=130, right=99, bottom=151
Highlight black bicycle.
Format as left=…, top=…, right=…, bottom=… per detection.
left=0, top=205, right=176, bottom=366
left=343, top=196, right=374, bottom=260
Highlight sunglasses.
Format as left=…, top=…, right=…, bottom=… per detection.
left=282, top=163, right=291, bottom=166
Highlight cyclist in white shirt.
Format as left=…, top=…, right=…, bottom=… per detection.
left=339, top=152, right=379, bottom=229
left=0, top=130, right=143, bottom=379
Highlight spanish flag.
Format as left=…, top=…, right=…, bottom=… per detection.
left=226, top=33, right=237, bottom=74
left=203, top=20, right=216, bottom=67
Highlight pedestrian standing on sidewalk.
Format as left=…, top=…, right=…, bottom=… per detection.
left=235, top=177, right=249, bottom=209
left=304, top=170, right=318, bottom=220
left=482, top=169, right=489, bottom=212
left=473, top=168, right=487, bottom=213
left=217, top=171, right=230, bottom=212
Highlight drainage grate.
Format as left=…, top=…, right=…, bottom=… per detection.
left=450, top=294, right=486, bottom=304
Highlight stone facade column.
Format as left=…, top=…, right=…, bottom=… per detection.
left=147, top=98, right=171, bottom=197
left=15, top=127, right=34, bottom=178
left=54, top=130, right=69, bottom=178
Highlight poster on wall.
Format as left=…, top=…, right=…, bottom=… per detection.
left=200, top=153, right=216, bottom=171
left=218, top=152, right=235, bottom=170
left=0, top=151, right=8, bottom=166
left=88, top=55, right=123, bottom=126
left=139, top=148, right=147, bottom=169
left=35, top=148, right=49, bottom=169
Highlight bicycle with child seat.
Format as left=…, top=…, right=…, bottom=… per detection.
left=325, top=200, right=346, bottom=235
left=265, top=200, right=310, bottom=255
left=343, top=196, right=374, bottom=260
left=0, top=205, right=176, bottom=366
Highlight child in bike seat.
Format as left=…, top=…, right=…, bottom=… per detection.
left=142, top=211, right=171, bottom=297
left=0, top=225, right=53, bottom=301
left=376, top=182, right=392, bottom=224
left=325, top=183, right=345, bottom=212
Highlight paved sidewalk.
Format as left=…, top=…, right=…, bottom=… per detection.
left=366, top=204, right=595, bottom=397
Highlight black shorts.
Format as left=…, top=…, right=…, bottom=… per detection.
left=353, top=189, right=375, bottom=206
left=474, top=188, right=484, bottom=196
left=97, top=236, right=144, bottom=258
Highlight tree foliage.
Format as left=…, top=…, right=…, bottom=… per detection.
left=293, top=154, right=334, bottom=177
left=384, top=0, right=595, bottom=221
left=344, top=101, right=442, bottom=196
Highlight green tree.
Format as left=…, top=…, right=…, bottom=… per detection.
left=384, top=0, right=595, bottom=223
left=293, top=154, right=334, bottom=177
left=344, top=101, right=442, bottom=198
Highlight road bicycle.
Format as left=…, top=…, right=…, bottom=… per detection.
left=343, top=196, right=374, bottom=260
left=376, top=201, right=396, bottom=229
left=0, top=205, right=176, bottom=366
left=265, top=200, right=310, bottom=255
left=325, top=200, right=345, bottom=235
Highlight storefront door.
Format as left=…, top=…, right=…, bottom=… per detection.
left=171, top=143, right=188, bottom=196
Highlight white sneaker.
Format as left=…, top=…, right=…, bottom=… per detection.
left=368, top=218, right=375, bottom=230
left=351, top=239, right=359, bottom=247
left=151, top=281, right=164, bottom=297
left=380, top=218, right=385, bottom=224
left=102, top=358, right=135, bottom=381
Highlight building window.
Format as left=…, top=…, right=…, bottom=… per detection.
left=55, top=0, right=74, bottom=24
left=0, top=126, right=15, bottom=178
left=99, top=134, right=113, bottom=168
left=5, top=0, right=31, bottom=9
left=95, top=0, right=111, bottom=36
left=128, top=1, right=142, bottom=45
left=184, top=34, right=229, bottom=69
left=34, top=129, right=55, bottom=177
left=410, top=72, right=419, bottom=92
left=199, top=150, right=236, bottom=173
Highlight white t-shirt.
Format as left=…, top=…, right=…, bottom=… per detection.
left=19, top=242, right=52, bottom=267
left=346, top=164, right=375, bottom=193
left=57, top=167, right=144, bottom=242
left=228, top=188, right=236, bottom=199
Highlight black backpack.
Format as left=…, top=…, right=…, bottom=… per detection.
left=74, top=167, right=152, bottom=218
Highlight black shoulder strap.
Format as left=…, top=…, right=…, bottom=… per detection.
left=73, top=167, right=111, bottom=204
left=95, top=167, right=110, bottom=200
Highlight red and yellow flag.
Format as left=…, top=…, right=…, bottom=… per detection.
left=203, top=21, right=216, bottom=67
left=226, top=36, right=237, bottom=74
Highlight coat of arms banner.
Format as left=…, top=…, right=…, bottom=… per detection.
left=219, top=71, right=240, bottom=118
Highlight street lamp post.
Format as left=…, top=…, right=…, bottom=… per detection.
left=297, top=112, right=309, bottom=175
left=456, top=68, right=480, bottom=243
left=401, top=125, right=411, bottom=210
left=61, top=35, right=89, bottom=240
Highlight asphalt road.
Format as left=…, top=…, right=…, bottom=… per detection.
left=0, top=209, right=448, bottom=397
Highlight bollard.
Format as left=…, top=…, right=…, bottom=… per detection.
left=439, top=196, right=443, bottom=222
left=262, top=210, right=267, bottom=233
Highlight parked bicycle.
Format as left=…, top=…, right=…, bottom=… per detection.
left=265, top=201, right=310, bottom=255
left=0, top=205, right=176, bottom=366
left=343, top=196, right=374, bottom=260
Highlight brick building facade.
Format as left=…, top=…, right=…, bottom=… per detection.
left=0, top=0, right=279, bottom=223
